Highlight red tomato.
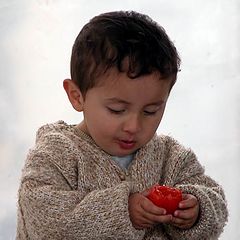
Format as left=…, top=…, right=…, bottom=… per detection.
left=147, top=185, right=182, bottom=214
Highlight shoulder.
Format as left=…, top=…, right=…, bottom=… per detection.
left=27, top=121, right=84, bottom=166
left=21, top=121, right=82, bottom=189
left=36, top=120, right=76, bottom=142
left=30, top=120, right=102, bottom=164
left=154, top=135, right=205, bottom=184
left=152, top=134, right=203, bottom=172
left=34, top=120, right=84, bottom=152
left=141, top=134, right=198, bottom=170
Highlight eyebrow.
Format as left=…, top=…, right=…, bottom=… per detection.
left=105, top=97, right=165, bottom=106
left=105, top=98, right=130, bottom=104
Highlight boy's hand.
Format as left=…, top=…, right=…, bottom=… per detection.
left=128, top=192, right=172, bottom=230
left=171, top=194, right=199, bottom=229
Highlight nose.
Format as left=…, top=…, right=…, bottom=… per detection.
left=122, top=114, right=141, bottom=134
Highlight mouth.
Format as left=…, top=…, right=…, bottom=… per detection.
left=118, top=139, right=136, bottom=150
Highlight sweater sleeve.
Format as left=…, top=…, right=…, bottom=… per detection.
left=17, top=149, right=145, bottom=240
left=162, top=146, right=228, bottom=240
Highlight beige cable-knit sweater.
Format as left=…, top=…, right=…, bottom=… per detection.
left=16, top=121, right=228, bottom=240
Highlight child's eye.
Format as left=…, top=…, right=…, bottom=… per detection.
left=107, top=108, right=125, bottom=114
left=144, top=110, right=157, bottom=115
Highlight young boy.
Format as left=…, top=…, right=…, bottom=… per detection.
left=16, top=11, right=228, bottom=239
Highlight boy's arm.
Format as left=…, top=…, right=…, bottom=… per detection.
left=17, top=151, right=144, bottom=240
left=162, top=150, right=228, bottom=240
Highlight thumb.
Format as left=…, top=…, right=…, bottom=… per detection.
left=141, top=184, right=159, bottom=197
left=141, top=188, right=152, bottom=197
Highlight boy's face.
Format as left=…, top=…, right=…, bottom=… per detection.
left=78, top=68, right=171, bottom=157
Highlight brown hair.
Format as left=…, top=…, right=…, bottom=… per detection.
left=71, top=11, right=181, bottom=97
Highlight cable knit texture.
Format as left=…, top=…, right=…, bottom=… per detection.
left=16, top=121, right=228, bottom=239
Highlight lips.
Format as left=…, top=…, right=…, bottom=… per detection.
left=118, top=139, right=136, bottom=150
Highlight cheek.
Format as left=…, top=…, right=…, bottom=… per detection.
left=146, top=119, right=160, bottom=135
left=153, top=107, right=166, bottom=127
left=86, top=109, right=119, bottom=135
left=143, top=114, right=164, bottom=137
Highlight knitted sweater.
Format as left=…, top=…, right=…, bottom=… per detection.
left=16, top=121, right=228, bottom=240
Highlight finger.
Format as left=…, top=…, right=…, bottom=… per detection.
left=172, top=218, right=194, bottom=229
left=133, top=214, right=156, bottom=226
left=172, top=217, right=189, bottom=225
left=141, top=189, right=150, bottom=197
left=173, top=209, right=195, bottom=220
left=131, top=211, right=171, bottom=228
left=141, top=210, right=173, bottom=224
left=179, top=194, right=198, bottom=209
left=171, top=221, right=193, bottom=229
left=141, top=197, right=167, bottom=215
left=141, top=184, right=160, bottom=196
left=171, top=216, right=193, bottom=228
left=140, top=197, right=173, bottom=224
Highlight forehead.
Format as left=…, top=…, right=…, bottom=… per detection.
left=92, top=67, right=171, bottom=102
left=97, top=66, right=170, bottom=86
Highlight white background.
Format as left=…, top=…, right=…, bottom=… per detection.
left=0, top=0, right=239, bottom=239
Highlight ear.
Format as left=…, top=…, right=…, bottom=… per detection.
left=63, top=79, right=84, bottom=112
